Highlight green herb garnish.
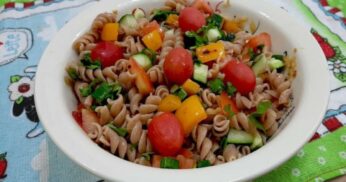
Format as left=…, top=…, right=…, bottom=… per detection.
left=221, top=33, right=235, bottom=42
left=224, top=105, right=235, bottom=119
left=197, top=160, right=211, bottom=168
left=226, top=82, right=237, bottom=96
left=219, top=136, right=228, bottom=149
left=79, top=79, right=103, bottom=97
left=160, top=157, right=179, bottom=169
left=81, top=53, right=101, bottom=70
left=206, top=14, right=223, bottom=28
left=142, top=152, right=154, bottom=161
left=248, top=101, right=272, bottom=131
left=108, top=124, right=128, bottom=137
left=151, top=10, right=177, bottom=22
left=67, top=67, right=79, bottom=80
left=208, top=78, right=225, bottom=94
left=185, top=31, right=208, bottom=48
left=92, top=83, right=122, bottom=104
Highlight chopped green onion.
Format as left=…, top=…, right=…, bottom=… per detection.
left=80, top=86, right=92, bottom=97
left=160, top=157, right=179, bottom=169
left=226, top=82, right=237, bottom=96
left=272, top=54, right=284, bottom=61
left=92, top=83, right=122, bottom=104
left=208, top=78, right=225, bottom=94
left=206, top=14, right=223, bottom=28
left=81, top=53, right=101, bottom=70
left=221, top=33, right=235, bottom=42
left=197, top=160, right=211, bottom=168
left=256, top=101, right=272, bottom=115
left=219, top=136, right=228, bottom=149
left=67, top=68, right=79, bottom=80
left=151, top=10, right=177, bottom=22
left=141, top=152, right=154, bottom=161
left=224, top=105, right=235, bottom=119
left=170, top=85, right=188, bottom=100
left=248, top=115, right=265, bottom=131
left=108, top=124, right=128, bottom=137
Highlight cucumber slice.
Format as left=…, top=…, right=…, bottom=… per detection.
left=206, top=28, right=223, bottom=42
left=227, top=129, right=254, bottom=144
left=268, top=58, right=284, bottom=70
left=252, top=54, right=268, bottom=76
left=132, top=8, right=146, bottom=19
left=170, top=85, right=188, bottom=100
left=193, top=63, right=208, bottom=84
left=119, top=14, right=138, bottom=30
left=132, top=53, right=152, bottom=71
left=250, top=131, right=263, bottom=149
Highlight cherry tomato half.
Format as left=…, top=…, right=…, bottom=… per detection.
left=222, top=60, right=256, bottom=95
left=246, top=32, right=272, bottom=51
left=178, top=7, right=206, bottom=32
left=164, top=47, right=193, bottom=85
left=91, top=42, right=124, bottom=68
left=148, top=112, right=184, bottom=156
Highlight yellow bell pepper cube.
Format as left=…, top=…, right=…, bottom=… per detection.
left=223, top=17, right=247, bottom=33
left=101, top=23, right=119, bottom=41
left=176, top=95, right=207, bottom=136
left=158, top=94, right=182, bottom=112
left=142, top=29, right=163, bottom=51
left=182, top=79, right=200, bottom=95
left=166, top=14, right=179, bottom=26
left=196, top=42, right=225, bottom=63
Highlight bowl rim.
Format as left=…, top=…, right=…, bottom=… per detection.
left=35, top=0, right=330, bottom=181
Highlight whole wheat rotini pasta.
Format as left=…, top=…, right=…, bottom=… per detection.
left=66, top=0, right=296, bottom=169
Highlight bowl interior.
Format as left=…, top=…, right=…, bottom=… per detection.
left=35, top=0, right=329, bottom=182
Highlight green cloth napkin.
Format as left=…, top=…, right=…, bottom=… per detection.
left=256, top=126, right=346, bottom=182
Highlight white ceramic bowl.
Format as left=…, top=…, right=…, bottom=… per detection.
left=35, top=0, right=330, bottom=181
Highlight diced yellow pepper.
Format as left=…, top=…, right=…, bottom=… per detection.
left=223, top=17, right=247, bottom=33
left=182, top=79, right=200, bottom=95
left=196, top=42, right=225, bottom=63
left=175, top=95, right=207, bottom=136
left=158, top=94, right=182, bottom=112
left=142, top=30, right=163, bottom=51
left=166, top=14, right=179, bottom=26
left=101, top=23, right=119, bottom=41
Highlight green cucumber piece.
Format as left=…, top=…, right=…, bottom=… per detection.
left=251, top=131, right=264, bottom=149
left=170, top=85, right=188, bottom=100
left=132, top=8, right=146, bottom=19
left=193, top=63, right=208, bottom=84
left=268, top=58, right=284, bottom=70
left=132, top=53, right=152, bottom=71
left=119, top=14, right=138, bottom=30
left=252, top=54, right=268, bottom=76
left=206, top=28, right=223, bottom=42
left=227, top=129, right=254, bottom=144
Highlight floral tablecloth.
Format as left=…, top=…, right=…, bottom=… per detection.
left=0, top=0, right=345, bottom=181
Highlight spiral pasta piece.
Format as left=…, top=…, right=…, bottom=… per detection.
left=223, top=144, right=242, bottom=162
left=128, top=87, right=143, bottom=114
left=192, top=125, right=217, bottom=164
left=94, top=96, right=128, bottom=126
left=261, top=108, right=278, bottom=136
left=101, top=126, right=128, bottom=158
left=235, top=92, right=254, bottom=110
left=138, top=94, right=161, bottom=124
left=229, top=112, right=251, bottom=133
left=155, top=85, right=169, bottom=99
left=267, top=70, right=292, bottom=106
left=159, top=29, right=175, bottom=67
left=161, top=0, right=188, bottom=12
left=73, top=31, right=99, bottom=53
left=91, top=11, right=118, bottom=32
left=174, top=28, right=184, bottom=48
left=118, top=71, right=136, bottom=90
left=81, top=109, right=102, bottom=140
left=201, top=89, right=218, bottom=107
left=116, top=36, right=144, bottom=58
left=212, top=114, right=230, bottom=138
left=147, top=65, right=165, bottom=84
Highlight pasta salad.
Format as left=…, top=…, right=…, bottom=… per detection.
left=66, top=0, right=296, bottom=169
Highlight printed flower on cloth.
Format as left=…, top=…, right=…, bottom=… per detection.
left=8, top=76, right=34, bottom=103
left=329, top=60, right=346, bottom=74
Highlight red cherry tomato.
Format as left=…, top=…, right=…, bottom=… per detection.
left=91, top=42, right=124, bottom=68
left=148, top=112, right=184, bottom=156
left=178, top=7, right=206, bottom=32
left=164, top=47, right=193, bottom=85
left=246, top=32, right=272, bottom=51
left=222, top=60, right=256, bottom=95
